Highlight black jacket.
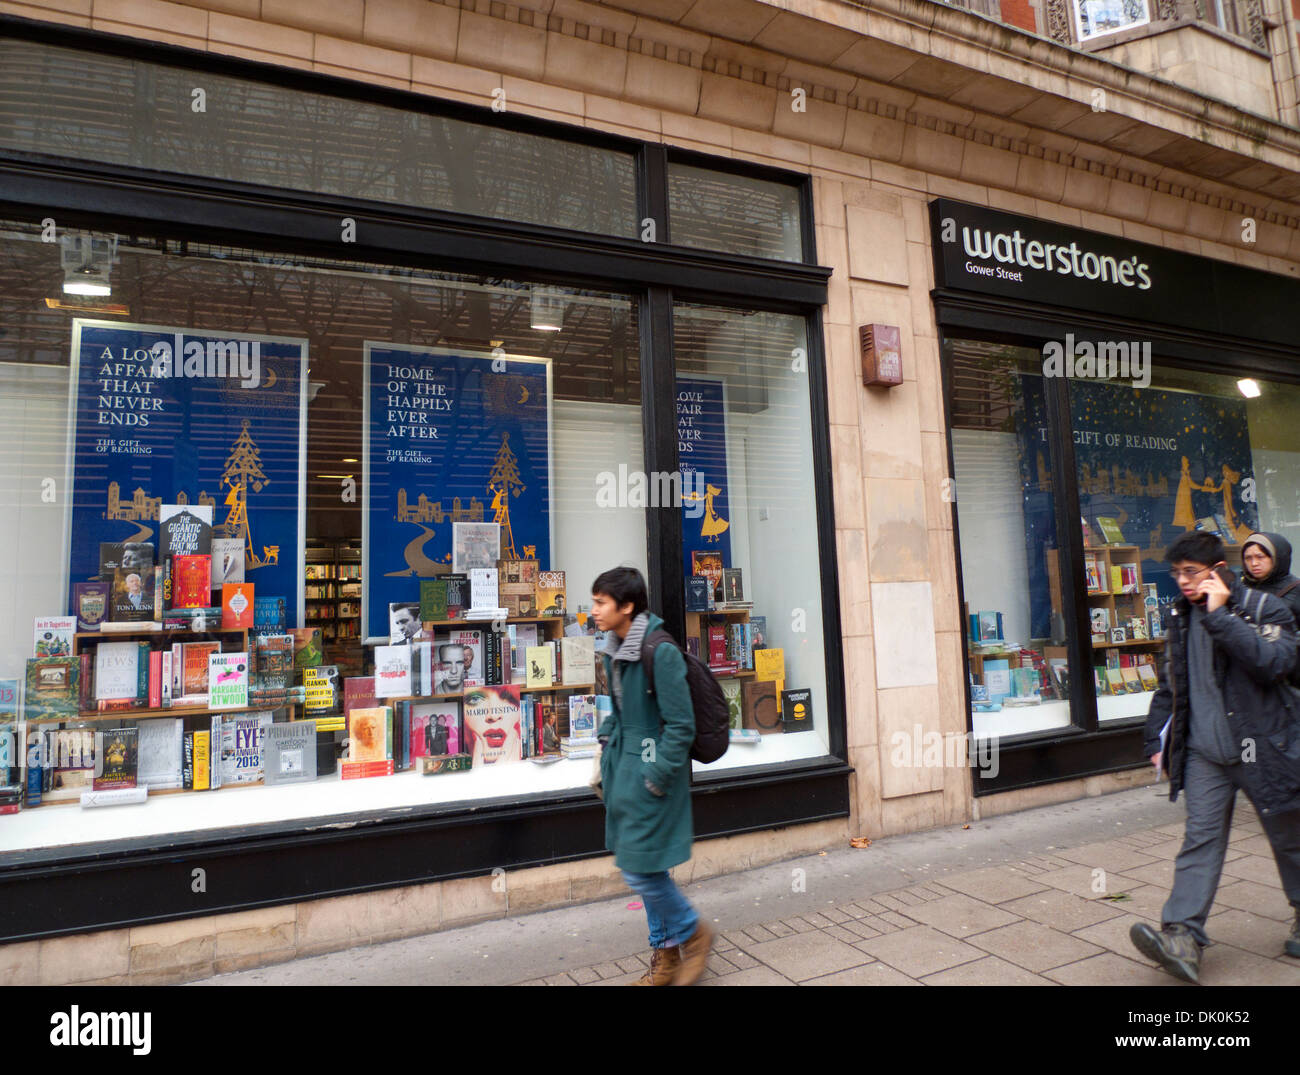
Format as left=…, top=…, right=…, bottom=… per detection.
left=1143, top=574, right=1300, bottom=817
left=1242, top=532, right=1300, bottom=627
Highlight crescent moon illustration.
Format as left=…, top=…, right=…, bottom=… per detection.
left=518, top=385, right=530, bottom=404
left=263, top=367, right=277, bottom=388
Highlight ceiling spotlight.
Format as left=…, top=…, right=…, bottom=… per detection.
left=530, top=285, right=565, bottom=332
left=61, top=233, right=118, bottom=296
left=1237, top=378, right=1261, bottom=398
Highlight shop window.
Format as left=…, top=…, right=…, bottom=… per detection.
left=0, top=218, right=648, bottom=852
left=673, top=303, right=830, bottom=768
left=947, top=339, right=1076, bottom=741
left=0, top=39, right=638, bottom=238
left=1075, top=362, right=1300, bottom=721
left=666, top=164, right=804, bottom=263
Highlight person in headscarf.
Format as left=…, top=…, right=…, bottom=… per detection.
left=1242, top=532, right=1300, bottom=626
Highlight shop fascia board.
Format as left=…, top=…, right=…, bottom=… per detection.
left=607, top=0, right=1300, bottom=204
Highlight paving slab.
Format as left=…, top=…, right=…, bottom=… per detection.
left=744, top=931, right=872, bottom=982
left=855, top=925, right=986, bottom=978
left=897, top=892, right=1022, bottom=938
left=920, top=954, right=1054, bottom=986
left=968, top=919, right=1104, bottom=972
left=999, top=888, right=1125, bottom=932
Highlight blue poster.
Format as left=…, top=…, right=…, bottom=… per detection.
left=677, top=376, right=732, bottom=571
left=67, top=320, right=307, bottom=614
left=363, top=344, right=552, bottom=639
left=1017, top=376, right=1257, bottom=637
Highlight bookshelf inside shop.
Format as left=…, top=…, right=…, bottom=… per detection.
left=304, top=542, right=363, bottom=676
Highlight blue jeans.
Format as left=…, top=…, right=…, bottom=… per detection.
left=621, top=869, right=699, bottom=949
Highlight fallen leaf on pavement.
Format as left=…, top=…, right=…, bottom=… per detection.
left=962, top=824, right=970, bottom=830
left=850, top=837, right=872, bottom=848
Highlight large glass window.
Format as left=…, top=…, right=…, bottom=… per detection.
left=667, top=164, right=804, bottom=262
left=1075, top=361, right=1300, bottom=722
left=0, top=218, right=646, bottom=852
left=673, top=303, right=830, bottom=768
left=0, top=39, right=639, bottom=238
left=947, top=339, right=1075, bottom=742
left=948, top=331, right=1300, bottom=745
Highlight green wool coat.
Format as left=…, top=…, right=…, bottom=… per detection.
left=597, top=613, right=696, bottom=874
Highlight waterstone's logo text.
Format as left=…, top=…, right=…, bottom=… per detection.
left=953, top=223, right=1152, bottom=290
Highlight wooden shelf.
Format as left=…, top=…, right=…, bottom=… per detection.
left=1092, top=638, right=1163, bottom=649
left=76, top=625, right=245, bottom=640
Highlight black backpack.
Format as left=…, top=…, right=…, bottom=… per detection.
left=639, top=628, right=730, bottom=764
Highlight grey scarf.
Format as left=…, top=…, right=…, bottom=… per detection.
left=604, top=612, right=650, bottom=710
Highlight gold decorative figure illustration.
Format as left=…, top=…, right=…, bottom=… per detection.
left=214, top=420, right=275, bottom=569
left=1172, top=456, right=1201, bottom=531
left=1200, top=464, right=1252, bottom=542
left=488, top=433, right=527, bottom=560
left=685, top=483, right=729, bottom=544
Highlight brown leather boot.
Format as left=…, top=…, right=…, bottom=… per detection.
left=672, top=921, right=713, bottom=986
left=631, top=945, right=680, bottom=986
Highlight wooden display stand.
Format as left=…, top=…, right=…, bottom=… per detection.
left=1046, top=544, right=1164, bottom=654
left=685, top=606, right=755, bottom=683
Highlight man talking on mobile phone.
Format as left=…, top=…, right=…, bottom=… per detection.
left=1131, top=531, right=1300, bottom=983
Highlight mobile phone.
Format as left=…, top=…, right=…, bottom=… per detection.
left=1213, top=564, right=1235, bottom=588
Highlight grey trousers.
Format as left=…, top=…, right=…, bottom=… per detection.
left=1163, top=748, right=1300, bottom=947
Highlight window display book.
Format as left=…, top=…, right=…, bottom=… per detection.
left=111, top=566, right=156, bottom=622
left=71, top=582, right=111, bottom=632
left=94, top=641, right=148, bottom=703
left=24, top=657, right=80, bottom=721
left=436, top=630, right=483, bottom=691
left=33, top=616, right=76, bottom=659
left=374, top=645, right=412, bottom=698
left=409, top=700, right=462, bottom=762
left=218, top=711, right=271, bottom=784
left=343, top=707, right=393, bottom=779
left=137, top=718, right=183, bottom=790
left=93, top=726, right=138, bottom=790
left=204, top=652, right=248, bottom=710
left=264, top=721, right=318, bottom=785
left=211, top=537, right=245, bottom=586
left=452, top=522, right=501, bottom=574
left=536, top=571, right=566, bottom=617
left=159, top=504, right=213, bottom=560
left=560, top=636, right=596, bottom=686
left=463, top=685, right=522, bottom=767
left=170, top=554, right=211, bottom=610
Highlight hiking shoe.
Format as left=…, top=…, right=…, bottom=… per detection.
left=1130, top=921, right=1201, bottom=984
left=631, top=945, right=679, bottom=986
left=1286, top=912, right=1300, bottom=959
left=672, top=921, right=713, bottom=987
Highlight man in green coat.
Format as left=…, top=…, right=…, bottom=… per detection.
left=591, top=566, right=713, bottom=986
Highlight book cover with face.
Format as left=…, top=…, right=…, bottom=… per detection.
left=463, top=685, right=522, bottom=767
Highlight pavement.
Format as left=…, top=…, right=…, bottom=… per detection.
left=195, top=783, right=1300, bottom=986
